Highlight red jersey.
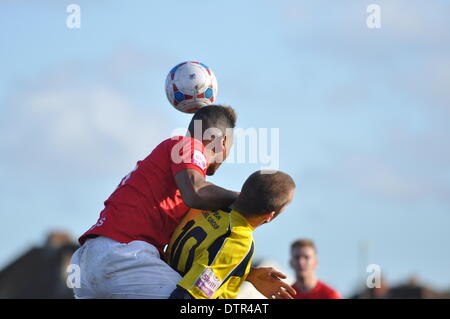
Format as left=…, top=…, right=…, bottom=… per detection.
left=79, top=136, right=208, bottom=256
left=292, top=281, right=342, bottom=299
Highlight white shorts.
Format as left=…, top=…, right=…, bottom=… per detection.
left=70, top=236, right=181, bottom=299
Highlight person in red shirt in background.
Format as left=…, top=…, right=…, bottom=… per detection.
left=290, top=239, right=342, bottom=299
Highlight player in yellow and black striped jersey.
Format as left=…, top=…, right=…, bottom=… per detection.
left=167, top=207, right=254, bottom=299
left=166, top=170, right=296, bottom=299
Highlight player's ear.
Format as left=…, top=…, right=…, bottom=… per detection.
left=207, top=135, right=223, bottom=155
left=222, top=134, right=227, bottom=149
left=214, top=135, right=225, bottom=152
left=266, top=211, right=276, bottom=223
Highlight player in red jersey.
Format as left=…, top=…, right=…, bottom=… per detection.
left=290, top=239, right=342, bottom=299
left=70, top=105, right=295, bottom=299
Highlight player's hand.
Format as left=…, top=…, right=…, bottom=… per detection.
left=246, top=267, right=297, bottom=299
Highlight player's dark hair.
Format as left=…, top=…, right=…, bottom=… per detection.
left=234, top=170, right=296, bottom=217
left=188, top=105, right=237, bottom=137
left=291, top=239, right=317, bottom=254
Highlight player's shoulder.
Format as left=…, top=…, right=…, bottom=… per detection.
left=168, top=136, right=207, bottom=160
left=230, top=210, right=253, bottom=228
left=153, top=135, right=191, bottom=151
left=317, top=281, right=341, bottom=298
left=143, top=136, right=178, bottom=159
left=317, top=280, right=335, bottom=292
left=184, top=208, right=231, bottom=236
left=161, top=135, right=184, bottom=148
left=166, top=135, right=204, bottom=149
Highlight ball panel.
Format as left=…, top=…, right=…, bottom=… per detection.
left=165, top=61, right=218, bottom=114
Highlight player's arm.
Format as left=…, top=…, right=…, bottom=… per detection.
left=175, top=168, right=238, bottom=210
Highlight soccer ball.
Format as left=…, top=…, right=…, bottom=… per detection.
left=165, top=61, right=218, bottom=113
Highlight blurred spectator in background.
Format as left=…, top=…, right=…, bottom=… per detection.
left=289, top=239, right=341, bottom=299
left=351, top=275, right=389, bottom=299
left=351, top=274, right=450, bottom=299
left=0, top=232, right=78, bottom=299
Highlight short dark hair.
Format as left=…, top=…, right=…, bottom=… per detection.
left=291, top=239, right=317, bottom=254
left=188, top=105, right=237, bottom=136
left=234, top=170, right=296, bottom=217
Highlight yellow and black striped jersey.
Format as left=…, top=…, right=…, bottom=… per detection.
left=166, top=207, right=255, bottom=299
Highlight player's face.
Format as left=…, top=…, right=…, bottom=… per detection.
left=290, top=246, right=318, bottom=278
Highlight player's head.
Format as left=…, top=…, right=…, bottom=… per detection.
left=290, top=239, right=318, bottom=280
left=233, top=170, right=296, bottom=227
left=187, top=105, right=237, bottom=176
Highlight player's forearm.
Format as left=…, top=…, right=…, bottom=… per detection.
left=190, top=182, right=238, bottom=210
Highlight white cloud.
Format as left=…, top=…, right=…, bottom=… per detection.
left=0, top=58, right=173, bottom=178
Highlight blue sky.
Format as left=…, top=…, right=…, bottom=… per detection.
left=1, top=0, right=450, bottom=297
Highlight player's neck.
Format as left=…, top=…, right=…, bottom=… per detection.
left=295, top=275, right=318, bottom=292
left=230, top=203, right=260, bottom=229
left=245, top=216, right=263, bottom=229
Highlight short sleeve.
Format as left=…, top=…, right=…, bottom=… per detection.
left=169, top=137, right=208, bottom=177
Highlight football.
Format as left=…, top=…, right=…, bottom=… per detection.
left=165, top=61, right=218, bottom=113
